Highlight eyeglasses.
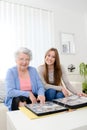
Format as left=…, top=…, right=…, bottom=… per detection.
left=18, top=58, right=30, bottom=62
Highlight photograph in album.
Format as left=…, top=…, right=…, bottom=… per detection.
left=25, top=101, right=68, bottom=116
left=53, top=95, right=87, bottom=109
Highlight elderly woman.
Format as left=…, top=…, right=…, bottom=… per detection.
left=5, top=47, right=45, bottom=111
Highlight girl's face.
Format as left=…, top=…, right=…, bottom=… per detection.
left=45, top=51, right=56, bottom=66
left=16, top=52, right=30, bottom=71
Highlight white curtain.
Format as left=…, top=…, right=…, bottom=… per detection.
left=0, top=1, right=55, bottom=79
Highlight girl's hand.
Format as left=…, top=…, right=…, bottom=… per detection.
left=77, top=92, right=87, bottom=97
left=61, top=87, right=69, bottom=97
left=37, top=95, right=45, bottom=104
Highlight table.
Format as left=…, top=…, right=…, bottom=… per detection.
left=7, top=107, right=87, bottom=130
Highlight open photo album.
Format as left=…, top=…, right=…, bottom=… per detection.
left=25, top=95, right=87, bottom=116
left=53, top=95, right=87, bottom=109
left=25, top=101, right=68, bottom=116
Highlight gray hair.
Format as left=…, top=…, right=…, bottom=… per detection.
left=15, top=47, right=32, bottom=60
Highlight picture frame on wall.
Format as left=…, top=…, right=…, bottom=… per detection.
left=60, top=32, right=75, bottom=54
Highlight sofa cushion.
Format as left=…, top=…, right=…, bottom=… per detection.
left=0, top=103, right=8, bottom=130
left=0, top=80, right=6, bottom=103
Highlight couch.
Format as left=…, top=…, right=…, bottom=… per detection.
left=0, top=80, right=8, bottom=130
left=0, top=103, right=8, bottom=130
left=70, top=81, right=82, bottom=92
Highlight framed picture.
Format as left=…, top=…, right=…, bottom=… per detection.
left=60, top=32, right=75, bottom=54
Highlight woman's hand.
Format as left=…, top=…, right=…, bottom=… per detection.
left=37, top=95, right=45, bottom=104
left=29, top=92, right=37, bottom=104
left=61, top=87, right=69, bottom=97
left=77, top=92, right=87, bottom=97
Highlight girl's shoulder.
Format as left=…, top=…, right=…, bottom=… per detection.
left=60, top=64, right=67, bottom=73
left=38, top=64, right=44, bottom=68
left=38, top=64, right=45, bottom=71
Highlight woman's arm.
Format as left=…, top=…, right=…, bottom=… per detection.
left=61, top=65, right=78, bottom=94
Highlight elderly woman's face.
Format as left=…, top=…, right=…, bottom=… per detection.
left=16, top=52, right=30, bottom=71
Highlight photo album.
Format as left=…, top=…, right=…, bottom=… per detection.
left=25, top=101, right=68, bottom=116
left=53, top=95, right=87, bottom=109
left=25, top=95, right=87, bottom=116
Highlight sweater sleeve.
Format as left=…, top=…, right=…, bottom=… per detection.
left=37, top=65, right=62, bottom=91
left=61, top=65, right=78, bottom=94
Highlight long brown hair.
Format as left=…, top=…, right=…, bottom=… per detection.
left=44, top=48, right=62, bottom=85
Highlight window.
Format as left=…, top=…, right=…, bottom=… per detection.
left=0, top=1, right=54, bottom=79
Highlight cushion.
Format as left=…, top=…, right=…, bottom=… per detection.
left=0, top=80, right=6, bottom=103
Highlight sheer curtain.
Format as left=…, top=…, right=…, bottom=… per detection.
left=0, top=1, right=55, bottom=79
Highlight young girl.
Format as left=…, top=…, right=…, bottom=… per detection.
left=38, top=48, right=86, bottom=101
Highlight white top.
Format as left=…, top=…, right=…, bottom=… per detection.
left=38, top=65, right=78, bottom=94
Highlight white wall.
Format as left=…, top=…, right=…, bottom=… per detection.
left=3, top=0, right=87, bottom=80
left=54, top=8, right=87, bottom=72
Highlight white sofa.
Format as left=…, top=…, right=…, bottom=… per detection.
left=0, top=80, right=8, bottom=130
left=0, top=103, right=8, bottom=130
left=70, top=81, right=82, bottom=92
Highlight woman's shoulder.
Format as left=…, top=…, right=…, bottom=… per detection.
left=60, top=64, right=67, bottom=73
left=6, top=66, right=18, bottom=77
left=7, top=66, right=17, bottom=72
left=28, top=66, right=40, bottom=73
left=60, top=64, right=64, bottom=69
left=28, top=66, right=36, bottom=70
left=38, top=64, right=44, bottom=69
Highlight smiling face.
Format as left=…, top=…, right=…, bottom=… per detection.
left=16, top=52, right=30, bottom=71
left=45, top=50, right=56, bottom=66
